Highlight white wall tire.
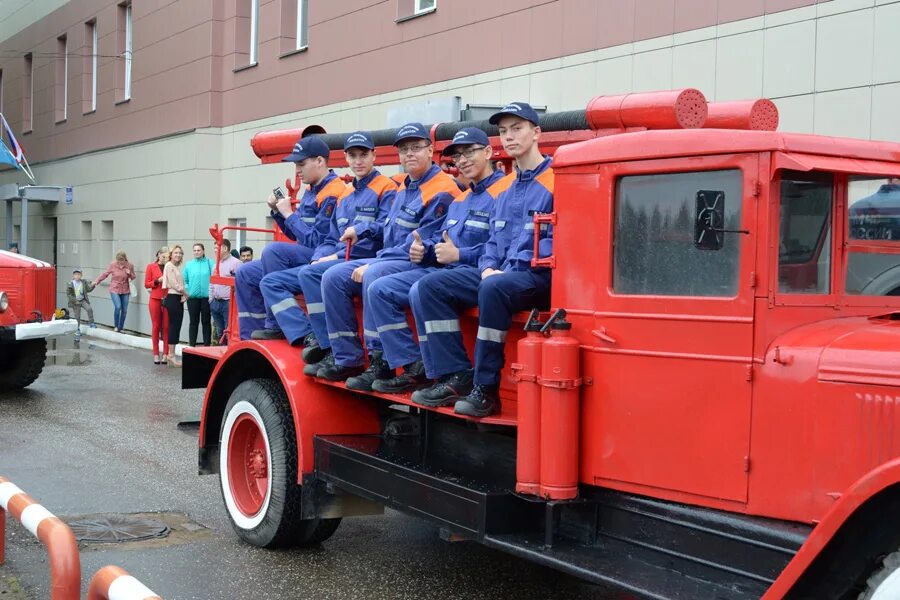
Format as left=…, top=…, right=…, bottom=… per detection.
left=861, top=552, right=900, bottom=600
left=220, top=400, right=273, bottom=530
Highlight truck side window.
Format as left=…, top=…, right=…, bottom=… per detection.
left=846, top=176, right=900, bottom=296
left=613, top=169, right=743, bottom=297
left=778, top=171, right=832, bottom=294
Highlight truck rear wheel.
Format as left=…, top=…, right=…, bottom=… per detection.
left=859, top=551, right=900, bottom=600
left=0, top=339, right=47, bottom=392
left=219, top=378, right=341, bottom=548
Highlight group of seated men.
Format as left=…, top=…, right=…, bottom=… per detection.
left=234, top=102, right=554, bottom=417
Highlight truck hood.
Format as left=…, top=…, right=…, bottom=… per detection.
left=815, top=314, right=900, bottom=387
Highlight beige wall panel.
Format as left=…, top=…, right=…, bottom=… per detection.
left=715, top=31, right=764, bottom=101
left=813, top=86, right=872, bottom=138
left=632, top=48, right=673, bottom=92
left=817, top=0, right=876, bottom=17
left=672, top=40, right=717, bottom=93
left=772, top=94, right=815, bottom=134
left=763, top=20, right=816, bottom=97
left=873, top=2, right=900, bottom=84
left=595, top=55, right=634, bottom=95
left=871, top=83, right=900, bottom=142
left=815, top=9, right=874, bottom=91
left=557, top=63, right=597, bottom=110
left=500, top=76, right=531, bottom=103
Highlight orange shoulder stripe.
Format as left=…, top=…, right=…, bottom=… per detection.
left=368, top=174, right=399, bottom=197
left=535, top=168, right=555, bottom=194
left=419, top=171, right=462, bottom=206
left=317, top=178, right=350, bottom=206
left=487, top=172, right=516, bottom=199
left=452, top=189, right=472, bottom=204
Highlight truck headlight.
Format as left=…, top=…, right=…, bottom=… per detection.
left=0, top=291, right=7, bottom=312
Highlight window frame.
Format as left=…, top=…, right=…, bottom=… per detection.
left=415, top=0, right=436, bottom=15
left=56, top=35, right=68, bottom=123
left=90, top=20, right=98, bottom=111
left=295, top=0, right=308, bottom=51
left=249, top=0, right=259, bottom=65
left=601, top=153, right=760, bottom=320
left=124, top=2, right=132, bottom=100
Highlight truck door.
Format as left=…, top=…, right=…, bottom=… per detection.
left=587, top=154, right=758, bottom=505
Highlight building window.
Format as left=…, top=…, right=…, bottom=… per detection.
left=116, top=2, right=132, bottom=102
left=415, top=0, right=436, bottom=14
left=235, top=0, right=259, bottom=69
left=55, top=35, right=68, bottom=122
left=83, top=20, right=98, bottom=113
left=0, top=69, right=4, bottom=114
left=228, top=218, right=248, bottom=249
left=22, top=54, right=32, bottom=132
left=397, top=0, right=436, bottom=22
left=279, top=0, right=308, bottom=55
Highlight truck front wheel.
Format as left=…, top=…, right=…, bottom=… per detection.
left=860, top=551, right=900, bottom=600
left=219, top=378, right=340, bottom=548
left=0, top=339, right=47, bottom=391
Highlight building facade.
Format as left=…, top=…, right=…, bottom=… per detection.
left=0, top=0, right=898, bottom=335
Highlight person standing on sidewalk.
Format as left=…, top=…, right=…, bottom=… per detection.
left=93, top=250, right=136, bottom=332
left=145, top=246, right=170, bottom=364
left=66, top=269, right=96, bottom=336
left=183, top=243, right=215, bottom=346
left=209, top=238, right=241, bottom=345
left=162, top=245, right=186, bottom=366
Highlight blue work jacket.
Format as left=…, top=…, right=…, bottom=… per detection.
left=312, top=170, right=397, bottom=261
left=479, top=156, right=555, bottom=273
left=377, top=163, right=460, bottom=260
left=272, top=171, right=346, bottom=249
left=421, top=169, right=513, bottom=268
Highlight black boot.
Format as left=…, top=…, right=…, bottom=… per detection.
left=301, top=333, right=328, bottom=364
left=250, top=328, right=285, bottom=340
left=371, top=359, right=427, bottom=393
left=346, top=351, right=392, bottom=391
left=305, top=351, right=333, bottom=377
left=317, top=358, right=364, bottom=382
left=411, top=370, right=474, bottom=408
left=454, top=384, right=500, bottom=417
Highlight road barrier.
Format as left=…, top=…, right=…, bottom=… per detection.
left=87, top=565, right=162, bottom=600
left=0, top=475, right=81, bottom=600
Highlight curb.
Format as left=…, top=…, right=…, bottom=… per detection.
left=79, top=328, right=185, bottom=357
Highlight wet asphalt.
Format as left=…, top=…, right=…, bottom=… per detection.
left=0, top=336, right=628, bottom=599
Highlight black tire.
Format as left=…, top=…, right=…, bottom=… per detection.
left=0, top=339, right=47, bottom=391
left=218, top=378, right=341, bottom=548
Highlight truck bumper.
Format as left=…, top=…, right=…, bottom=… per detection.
left=12, top=319, right=78, bottom=341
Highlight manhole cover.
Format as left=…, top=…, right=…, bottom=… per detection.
left=68, top=516, right=170, bottom=543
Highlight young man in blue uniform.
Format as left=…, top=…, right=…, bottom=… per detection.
left=411, top=102, right=554, bottom=417
left=315, top=122, right=460, bottom=389
left=365, top=127, right=512, bottom=393
left=234, top=135, right=346, bottom=341
left=293, top=131, right=397, bottom=370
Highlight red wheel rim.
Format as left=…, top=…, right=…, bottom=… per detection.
left=227, top=413, right=269, bottom=517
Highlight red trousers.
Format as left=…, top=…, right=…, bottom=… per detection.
left=149, top=297, right=169, bottom=356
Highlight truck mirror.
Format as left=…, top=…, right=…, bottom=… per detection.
left=694, top=190, right=726, bottom=251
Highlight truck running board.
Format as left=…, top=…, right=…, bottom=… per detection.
left=314, top=433, right=810, bottom=600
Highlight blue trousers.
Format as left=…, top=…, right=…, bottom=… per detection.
left=296, top=259, right=341, bottom=350
left=413, top=268, right=551, bottom=385
left=110, top=292, right=130, bottom=331
left=321, top=259, right=414, bottom=367
left=260, top=266, right=315, bottom=345
left=210, top=298, right=229, bottom=343
left=366, top=267, right=437, bottom=370
left=235, top=242, right=313, bottom=339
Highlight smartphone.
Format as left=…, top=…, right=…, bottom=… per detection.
left=273, top=187, right=285, bottom=200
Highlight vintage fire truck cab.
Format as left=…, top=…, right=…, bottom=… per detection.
left=186, top=89, right=900, bottom=599
left=0, top=250, right=76, bottom=390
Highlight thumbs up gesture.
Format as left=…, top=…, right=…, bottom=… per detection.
left=409, top=230, right=426, bottom=263
left=435, top=230, right=460, bottom=265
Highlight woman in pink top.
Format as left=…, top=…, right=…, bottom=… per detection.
left=94, top=250, right=137, bottom=332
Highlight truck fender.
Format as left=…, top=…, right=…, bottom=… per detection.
left=763, top=458, right=900, bottom=599
left=198, top=341, right=380, bottom=479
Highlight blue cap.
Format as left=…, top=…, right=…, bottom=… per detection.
left=488, top=101, right=540, bottom=126
left=441, top=127, right=490, bottom=156
left=393, top=122, right=430, bottom=146
left=282, top=135, right=330, bottom=162
left=343, top=131, right=375, bottom=150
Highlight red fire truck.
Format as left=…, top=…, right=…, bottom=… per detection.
left=0, top=249, right=76, bottom=390
left=184, top=89, right=900, bottom=599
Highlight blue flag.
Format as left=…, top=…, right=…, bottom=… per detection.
left=0, top=141, right=19, bottom=169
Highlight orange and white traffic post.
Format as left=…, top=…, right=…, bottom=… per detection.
left=0, top=475, right=81, bottom=600
left=88, top=565, right=162, bottom=600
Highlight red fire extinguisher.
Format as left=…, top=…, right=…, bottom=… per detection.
left=539, top=309, right=582, bottom=500
left=512, top=309, right=544, bottom=496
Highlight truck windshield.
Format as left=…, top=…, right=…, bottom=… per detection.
left=847, top=176, right=900, bottom=296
